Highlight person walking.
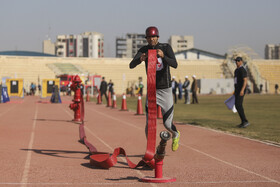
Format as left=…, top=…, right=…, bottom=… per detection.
left=191, top=75, right=199, bottom=104
left=129, top=26, right=180, bottom=151
left=234, top=57, right=250, bottom=128
left=100, top=77, right=108, bottom=103
left=182, top=75, right=190, bottom=104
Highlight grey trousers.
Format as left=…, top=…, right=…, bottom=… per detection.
left=145, top=87, right=179, bottom=138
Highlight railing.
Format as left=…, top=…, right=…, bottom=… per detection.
left=225, top=59, right=269, bottom=93
left=46, top=64, right=62, bottom=75
left=247, top=61, right=269, bottom=93
left=226, top=59, right=236, bottom=77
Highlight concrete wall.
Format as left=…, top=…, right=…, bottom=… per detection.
left=0, top=55, right=225, bottom=95
left=199, top=79, right=234, bottom=94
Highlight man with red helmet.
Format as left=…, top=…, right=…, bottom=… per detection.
left=129, top=26, right=180, bottom=151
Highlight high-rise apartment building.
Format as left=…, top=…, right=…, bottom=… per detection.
left=116, top=33, right=147, bottom=58
left=168, top=35, right=194, bottom=53
left=265, top=44, right=280, bottom=59
left=55, top=32, right=104, bottom=58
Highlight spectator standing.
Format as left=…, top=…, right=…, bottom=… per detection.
left=275, top=84, right=279, bottom=94
left=182, top=76, right=190, bottom=104
left=100, top=77, right=108, bottom=103
left=171, top=76, right=178, bottom=104
left=178, top=80, right=183, bottom=100
left=138, top=82, right=144, bottom=96
left=108, top=79, right=114, bottom=97
left=234, top=57, right=250, bottom=128
left=191, top=75, right=199, bottom=104
left=38, top=84, right=42, bottom=95
left=30, top=83, right=35, bottom=96
left=259, top=84, right=263, bottom=94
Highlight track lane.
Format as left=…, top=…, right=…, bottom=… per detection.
left=0, top=96, right=279, bottom=186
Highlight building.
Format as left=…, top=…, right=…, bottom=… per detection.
left=175, top=48, right=226, bottom=60
left=54, top=32, right=104, bottom=58
left=43, top=39, right=55, bottom=55
left=168, top=35, right=194, bottom=53
left=116, top=33, right=147, bottom=58
left=265, top=44, right=280, bottom=59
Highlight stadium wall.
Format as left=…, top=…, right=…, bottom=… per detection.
left=0, top=55, right=226, bottom=95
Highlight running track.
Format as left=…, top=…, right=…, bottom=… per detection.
left=0, top=96, right=279, bottom=187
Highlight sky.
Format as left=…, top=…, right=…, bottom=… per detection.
left=0, top=0, right=279, bottom=58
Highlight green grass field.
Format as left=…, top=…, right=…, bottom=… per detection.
left=91, top=94, right=280, bottom=144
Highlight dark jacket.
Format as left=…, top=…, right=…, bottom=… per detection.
left=234, top=66, right=247, bottom=95
left=100, top=80, right=107, bottom=93
left=129, top=42, right=177, bottom=89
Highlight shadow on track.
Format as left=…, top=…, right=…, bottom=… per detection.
left=105, top=176, right=140, bottom=181
left=21, top=149, right=90, bottom=159
left=35, top=118, right=74, bottom=123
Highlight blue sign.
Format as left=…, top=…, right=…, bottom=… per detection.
left=1, top=87, right=10, bottom=103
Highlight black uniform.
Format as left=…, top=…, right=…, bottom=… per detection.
left=100, top=80, right=108, bottom=102
left=234, top=66, right=248, bottom=124
left=129, top=42, right=177, bottom=89
left=129, top=42, right=179, bottom=138
left=108, top=82, right=114, bottom=97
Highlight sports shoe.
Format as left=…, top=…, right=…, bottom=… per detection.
left=172, top=131, right=180, bottom=151
left=240, top=122, right=250, bottom=128
left=237, top=123, right=243, bottom=128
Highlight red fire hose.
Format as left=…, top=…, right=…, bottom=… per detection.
left=79, top=50, right=158, bottom=169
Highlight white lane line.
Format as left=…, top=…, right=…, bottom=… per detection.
left=0, top=105, right=17, bottom=118
left=20, top=103, right=38, bottom=187
left=180, top=143, right=280, bottom=184
left=85, top=126, right=156, bottom=187
left=86, top=107, right=142, bottom=130
left=188, top=124, right=280, bottom=148
left=62, top=107, right=156, bottom=187
left=64, top=104, right=279, bottom=185
left=0, top=180, right=275, bottom=185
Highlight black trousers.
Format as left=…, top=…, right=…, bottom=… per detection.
left=172, top=89, right=177, bottom=104
left=192, top=92, right=198, bottom=104
left=184, top=90, right=189, bottom=104
left=100, top=92, right=108, bottom=102
left=235, top=94, right=248, bottom=123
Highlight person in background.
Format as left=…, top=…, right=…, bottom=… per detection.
left=182, top=75, right=190, bottom=104
left=275, top=84, right=279, bottom=94
left=38, top=84, right=42, bottom=95
left=100, top=77, right=108, bottom=103
left=108, top=79, right=114, bottom=98
left=259, top=84, right=263, bottom=94
left=234, top=57, right=250, bottom=128
left=139, top=81, right=144, bottom=96
left=171, top=76, right=178, bottom=104
left=191, top=75, right=199, bottom=104
left=178, top=80, right=183, bottom=100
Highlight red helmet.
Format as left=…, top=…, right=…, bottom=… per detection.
left=145, top=26, right=159, bottom=38
left=73, top=75, right=81, bottom=83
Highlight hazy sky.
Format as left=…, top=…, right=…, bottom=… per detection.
left=0, top=0, right=279, bottom=58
